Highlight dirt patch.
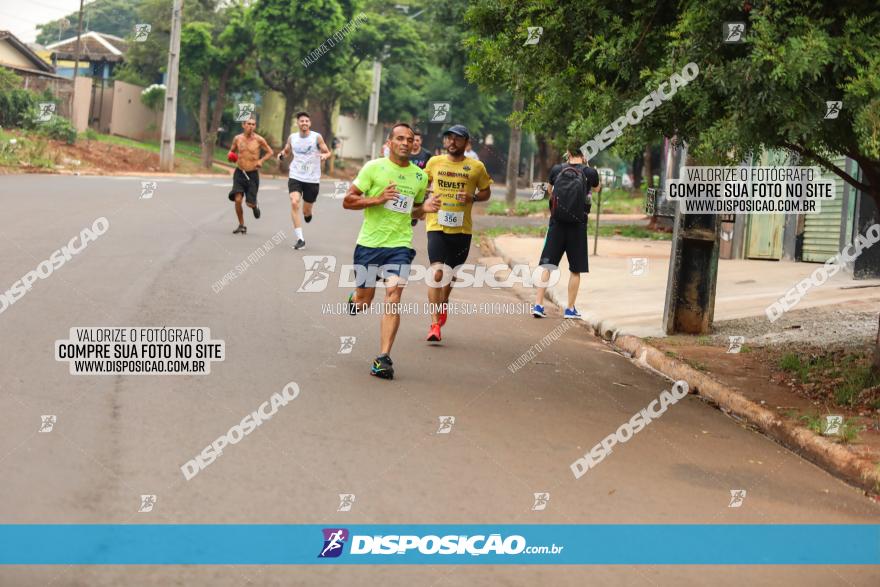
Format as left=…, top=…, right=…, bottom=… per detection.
left=648, top=335, right=880, bottom=466
left=53, top=139, right=225, bottom=175
left=0, top=130, right=229, bottom=175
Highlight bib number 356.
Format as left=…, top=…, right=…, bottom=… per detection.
left=439, top=210, right=464, bottom=227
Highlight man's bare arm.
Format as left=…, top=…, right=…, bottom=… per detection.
left=278, top=137, right=291, bottom=160
left=317, top=135, right=331, bottom=161
left=257, top=136, right=274, bottom=165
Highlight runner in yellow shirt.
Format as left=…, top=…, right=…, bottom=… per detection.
left=423, top=125, right=493, bottom=342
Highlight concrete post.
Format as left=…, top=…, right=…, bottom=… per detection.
left=662, top=144, right=722, bottom=334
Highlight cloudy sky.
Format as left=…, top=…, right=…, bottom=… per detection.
left=1, top=0, right=88, bottom=44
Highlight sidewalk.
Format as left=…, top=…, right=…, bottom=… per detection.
left=493, top=235, right=880, bottom=338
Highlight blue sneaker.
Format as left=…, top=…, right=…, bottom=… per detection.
left=532, top=304, right=546, bottom=318
left=563, top=307, right=582, bottom=319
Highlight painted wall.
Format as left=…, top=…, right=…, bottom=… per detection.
left=0, top=39, right=34, bottom=69
left=109, top=80, right=161, bottom=141
left=335, top=114, right=369, bottom=159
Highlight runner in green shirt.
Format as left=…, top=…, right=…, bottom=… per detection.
left=342, top=123, right=439, bottom=380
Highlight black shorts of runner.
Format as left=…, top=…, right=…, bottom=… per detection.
left=228, top=168, right=259, bottom=205
left=539, top=220, right=589, bottom=273
left=427, top=231, right=472, bottom=268
left=288, top=179, right=320, bottom=203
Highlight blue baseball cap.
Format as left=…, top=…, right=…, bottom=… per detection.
left=442, top=124, right=470, bottom=140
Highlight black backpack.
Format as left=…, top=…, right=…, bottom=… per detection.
left=550, top=165, right=590, bottom=223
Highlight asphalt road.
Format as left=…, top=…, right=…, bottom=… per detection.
left=0, top=174, right=878, bottom=586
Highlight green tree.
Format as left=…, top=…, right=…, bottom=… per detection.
left=467, top=1, right=879, bottom=202
left=36, top=0, right=141, bottom=45
left=251, top=0, right=350, bottom=142
left=180, top=4, right=256, bottom=168
left=467, top=0, right=880, bottom=367
left=113, top=0, right=220, bottom=86
left=339, top=1, right=511, bottom=153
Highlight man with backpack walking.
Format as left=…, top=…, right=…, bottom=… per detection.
left=533, top=143, right=600, bottom=319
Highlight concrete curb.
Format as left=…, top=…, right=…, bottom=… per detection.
left=489, top=236, right=880, bottom=495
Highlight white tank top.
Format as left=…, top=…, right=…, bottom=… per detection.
left=288, top=131, right=322, bottom=183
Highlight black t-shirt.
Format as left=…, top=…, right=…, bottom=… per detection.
left=409, top=147, right=432, bottom=169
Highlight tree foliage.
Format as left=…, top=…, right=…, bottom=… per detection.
left=36, top=0, right=141, bottom=45
left=112, top=0, right=221, bottom=86
left=251, top=0, right=352, bottom=141
left=466, top=0, right=880, bottom=200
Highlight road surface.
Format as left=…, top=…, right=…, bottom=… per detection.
left=0, top=174, right=877, bottom=586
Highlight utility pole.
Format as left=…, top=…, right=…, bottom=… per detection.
left=159, top=0, right=183, bottom=171
left=364, top=59, right=382, bottom=162
left=70, top=0, right=84, bottom=122
left=363, top=9, right=425, bottom=162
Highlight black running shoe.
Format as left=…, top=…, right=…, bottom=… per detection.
left=253, top=206, right=261, bottom=219
left=370, top=354, right=394, bottom=379
left=294, top=239, right=306, bottom=250
left=304, top=215, right=312, bottom=223
left=233, top=225, right=246, bottom=234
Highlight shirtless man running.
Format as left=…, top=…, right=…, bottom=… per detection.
left=227, top=116, right=273, bottom=235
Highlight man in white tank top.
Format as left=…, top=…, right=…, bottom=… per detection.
left=277, top=112, right=331, bottom=249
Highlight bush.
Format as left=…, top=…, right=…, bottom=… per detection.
left=0, top=135, right=55, bottom=169
left=34, top=115, right=77, bottom=144
left=0, top=88, right=38, bottom=128
left=0, top=68, right=22, bottom=92
left=140, top=83, right=166, bottom=112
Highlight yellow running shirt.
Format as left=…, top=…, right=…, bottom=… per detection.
left=424, top=155, right=492, bottom=235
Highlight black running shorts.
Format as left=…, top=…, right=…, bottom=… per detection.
left=228, top=168, right=260, bottom=205
left=539, top=220, right=589, bottom=273
left=288, top=179, right=320, bottom=203
left=427, top=231, right=472, bottom=268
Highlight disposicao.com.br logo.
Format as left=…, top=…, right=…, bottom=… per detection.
left=297, top=256, right=560, bottom=292
left=317, top=528, right=563, bottom=558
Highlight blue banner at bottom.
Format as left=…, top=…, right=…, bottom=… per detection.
left=0, top=525, right=877, bottom=564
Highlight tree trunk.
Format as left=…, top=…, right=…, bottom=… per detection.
left=644, top=144, right=657, bottom=229
left=873, top=314, right=880, bottom=377
left=631, top=150, right=644, bottom=194
left=198, top=77, right=211, bottom=169
left=281, top=92, right=296, bottom=148
left=202, top=68, right=232, bottom=169
left=320, top=102, right=336, bottom=175
left=535, top=135, right=556, bottom=181
left=505, top=95, right=525, bottom=212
